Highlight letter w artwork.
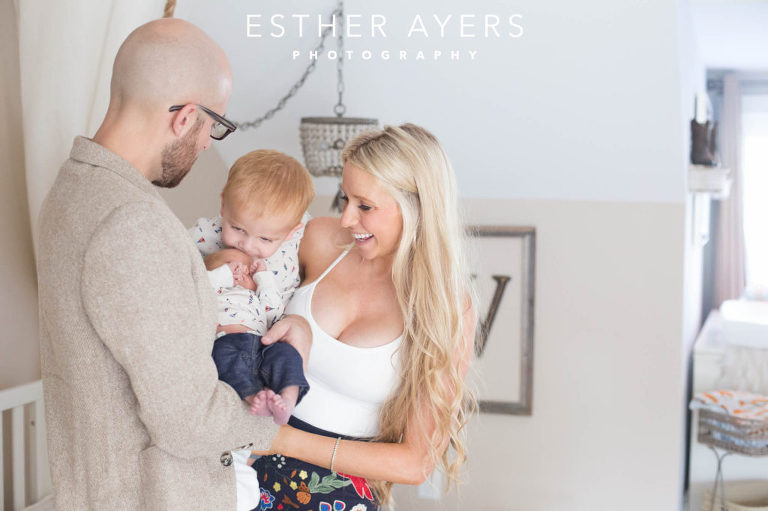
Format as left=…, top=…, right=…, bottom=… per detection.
left=474, top=275, right=511, bottom=357
left=467, top=226, right=535, bottom=415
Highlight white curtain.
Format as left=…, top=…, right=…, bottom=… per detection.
left=713, top=74, right=746, bottom=304
left=18, top=0, right=159, bottom=251
left=741, top=94, right=768, bottom=298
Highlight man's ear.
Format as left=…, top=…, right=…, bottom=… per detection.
left=169, top=104, right=198, bottom=137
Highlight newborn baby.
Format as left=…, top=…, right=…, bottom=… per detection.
left=205, top=248, right=308, bottom=425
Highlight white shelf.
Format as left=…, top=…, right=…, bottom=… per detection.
left=689, top=165, right=732, bottom=199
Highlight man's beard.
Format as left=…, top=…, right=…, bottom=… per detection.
left=154, top=119, right=204, bottom=188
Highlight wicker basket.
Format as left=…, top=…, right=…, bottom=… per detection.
left=698, top=409, right=768, bottom=456
left=703, top=481, right=768, bottom=511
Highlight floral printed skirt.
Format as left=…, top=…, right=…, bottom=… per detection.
left=251, top=417, right=379, bottom=511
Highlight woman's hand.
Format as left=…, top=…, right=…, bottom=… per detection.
left=262, top=314, right=313, bottom=371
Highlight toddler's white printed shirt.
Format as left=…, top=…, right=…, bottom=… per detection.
left=189, top=214, right=307, bottom=335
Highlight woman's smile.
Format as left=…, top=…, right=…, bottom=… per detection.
left=340, top=164, right=403, bottom=260
left=352, top=232, right=374, bottom=243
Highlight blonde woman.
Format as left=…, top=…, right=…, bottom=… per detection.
left=252, top=123, right=476, bottom=510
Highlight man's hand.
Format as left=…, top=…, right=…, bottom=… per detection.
left=262, top=315, right=312, bottom=371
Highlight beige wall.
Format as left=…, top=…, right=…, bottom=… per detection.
left=0, top=0, right=39, bottom=391
left=384, top=196, right=687, bottom=511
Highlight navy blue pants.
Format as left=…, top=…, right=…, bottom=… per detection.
left=211, top=332, right=309, bottom=402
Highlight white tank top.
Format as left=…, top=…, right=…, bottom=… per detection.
left=287, top=248, right=402, bottom=438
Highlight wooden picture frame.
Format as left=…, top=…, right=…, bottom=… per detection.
left=467, top=226, right=536, bottom=415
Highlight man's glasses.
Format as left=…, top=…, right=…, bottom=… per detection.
left=168, top=104, right=237, bottom=141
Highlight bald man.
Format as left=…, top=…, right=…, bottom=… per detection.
left=37, top=19, right=308, bottom=510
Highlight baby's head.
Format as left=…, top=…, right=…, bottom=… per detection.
left=220, top=150, right=314, bottom=260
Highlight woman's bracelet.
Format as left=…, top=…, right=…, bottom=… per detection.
left=330, top=437, right=342, bottom=474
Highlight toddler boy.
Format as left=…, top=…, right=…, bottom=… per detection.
left=189, top=150, right=314, bottom=424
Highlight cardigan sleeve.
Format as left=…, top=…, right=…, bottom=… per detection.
left=81, top=201, right=278, bottom=458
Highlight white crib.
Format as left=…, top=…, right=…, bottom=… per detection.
left=0, top=380, right=53, bottom=511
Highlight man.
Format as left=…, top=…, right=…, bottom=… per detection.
left=37, top=18, right=309, bottom=510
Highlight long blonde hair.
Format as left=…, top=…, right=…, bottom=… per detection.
left=342, top=123, right=476, bottom=505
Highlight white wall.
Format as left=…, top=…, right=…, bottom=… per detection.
left=176, top=0, right=689, bottom=203
left=677, top=0, right=706, bottom=351
left=691, top=1, right=768, bottom=70
left=677, top=2, right=707, bottom=508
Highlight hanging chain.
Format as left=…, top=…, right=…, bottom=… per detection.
left=334, top=2, right=346, bottom=117
left=237, top=2, right=343, bottom=131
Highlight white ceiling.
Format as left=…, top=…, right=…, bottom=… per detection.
left=690, top=0, right=768, bottom=70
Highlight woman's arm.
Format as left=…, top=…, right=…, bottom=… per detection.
left=263, top=303, right=477, bottom=485
left=269, top=424, right=428, bottom=485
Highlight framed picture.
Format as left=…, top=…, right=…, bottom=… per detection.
left=467, top=226, right=536, bottom=415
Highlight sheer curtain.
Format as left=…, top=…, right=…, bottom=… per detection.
left=18, top=0, right=158, bottom=251
left=713, top=74, right=746, bottom=305
left=741, top=93, right=768, bottom=298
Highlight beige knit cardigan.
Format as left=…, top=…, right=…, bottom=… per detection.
left=37, top=137, right=278, bottom=510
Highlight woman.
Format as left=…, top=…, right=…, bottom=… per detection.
left=253, top=123, right=477, bottom=510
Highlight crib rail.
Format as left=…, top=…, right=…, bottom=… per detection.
left=0, top=380, right=50, bottom=511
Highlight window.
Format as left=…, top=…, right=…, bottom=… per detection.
left=742, top=94, right=768, bottom=299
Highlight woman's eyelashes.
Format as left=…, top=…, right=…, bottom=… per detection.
left=339, top=193, right=371, bottom=212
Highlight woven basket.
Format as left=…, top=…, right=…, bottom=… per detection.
left=703, top=480, right=768, bottom=511
left=698, top=409, right=768, bottom=456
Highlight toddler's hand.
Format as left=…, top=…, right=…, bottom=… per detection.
left=228, top=262, right=247, bottom=286
left=252, top=259, right=267, bottom=274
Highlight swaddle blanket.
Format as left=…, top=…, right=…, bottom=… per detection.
left=691, top=390, right=768, bottom=421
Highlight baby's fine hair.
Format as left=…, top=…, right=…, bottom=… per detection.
left=222, top=150, right=314, bottom=224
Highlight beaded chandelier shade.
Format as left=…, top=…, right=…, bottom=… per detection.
left=298, top=1, right=378, bottom=183
left=299, top=117, right=378, bottom=178
left=232, top=1, right=378, bottom=209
